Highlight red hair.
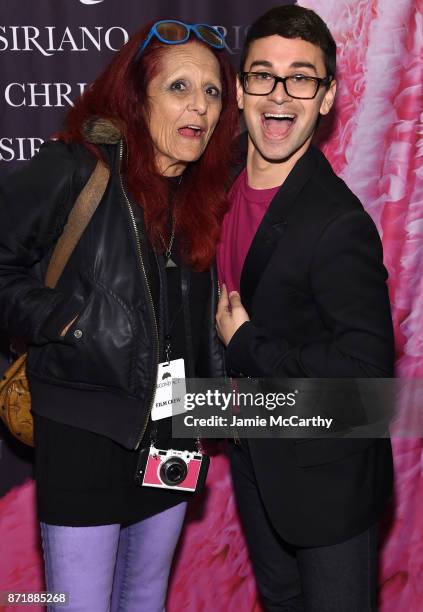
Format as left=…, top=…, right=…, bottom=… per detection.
left=59, top=21, right=239, bottom=270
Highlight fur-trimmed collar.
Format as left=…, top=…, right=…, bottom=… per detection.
left=82, top=118, right=122, bottom=144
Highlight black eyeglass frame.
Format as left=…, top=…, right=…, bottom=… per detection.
left=240, top=71, right=333, bottom=100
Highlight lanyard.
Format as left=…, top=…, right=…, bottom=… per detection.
left=156, top=246, right=194, bottom=373
left=149, top=256, right=195, bottom=445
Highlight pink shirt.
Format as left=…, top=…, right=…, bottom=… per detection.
left=217, top=168, right=280, bottom=293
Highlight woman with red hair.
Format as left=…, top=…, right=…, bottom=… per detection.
left=0, top=20, right=238, bottom=611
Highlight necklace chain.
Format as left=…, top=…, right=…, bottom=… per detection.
left=162, top=217, right=175, bottom=259
left=160, top=175, right=182, bottom=260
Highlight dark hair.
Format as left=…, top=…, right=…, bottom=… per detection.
left=59, top=21, right=238, bottom=271
left=241, top=5, right=336, bottom=78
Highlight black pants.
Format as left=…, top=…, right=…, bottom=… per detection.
left=229, top=440, right=379, bottom=612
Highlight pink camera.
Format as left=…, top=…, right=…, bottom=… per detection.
left=135, top=446, right=209, bottom=493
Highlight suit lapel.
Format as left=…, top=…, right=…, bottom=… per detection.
left=240, top=146, right=318, bottom=314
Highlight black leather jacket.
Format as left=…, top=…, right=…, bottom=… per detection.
left=0, top=124, right=224, bottom=449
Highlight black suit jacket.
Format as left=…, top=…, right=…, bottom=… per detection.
left=226, top=142, right=394, bottom=547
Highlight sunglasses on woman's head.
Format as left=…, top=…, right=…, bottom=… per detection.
left=136, top=20, right=225, bottom=59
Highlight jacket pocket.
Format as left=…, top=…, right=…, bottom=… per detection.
left=40, top=294, right=85, bottom=342
left=39, top=283, right=137, bottom=392
left=294, top=437, right=375, bottom=467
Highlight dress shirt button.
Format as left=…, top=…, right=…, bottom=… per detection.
left=73, top=329, right=83, bottom=339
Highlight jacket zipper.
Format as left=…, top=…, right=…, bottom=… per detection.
left=215, top=276, right=239, bottom=443
left=118, top=141, right=159, bottom=449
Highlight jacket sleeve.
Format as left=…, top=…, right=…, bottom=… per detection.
left=0, top=140, right=82, bottom=344
left=225, top=209, right=395, bottom=378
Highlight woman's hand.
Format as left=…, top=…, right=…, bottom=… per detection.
left=216, top=284, right=249, bottom=346
left=59, top=315, right=78, bottom=337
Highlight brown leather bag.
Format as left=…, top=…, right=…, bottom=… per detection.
left=0, top=160, right=110, bottom=446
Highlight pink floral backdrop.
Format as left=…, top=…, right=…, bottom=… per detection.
left=0, top=1, right=422, bottom=610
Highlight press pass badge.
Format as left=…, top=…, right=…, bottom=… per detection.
left=151, top=358, right=186, bottom=421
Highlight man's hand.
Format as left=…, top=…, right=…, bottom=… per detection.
left=216, top=284, right=250, bottom=346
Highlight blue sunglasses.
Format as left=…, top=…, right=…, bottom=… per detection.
left=136, top=20, right=225, bottom=59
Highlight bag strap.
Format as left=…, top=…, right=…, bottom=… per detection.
left=45, top=160, right=110, bottom=289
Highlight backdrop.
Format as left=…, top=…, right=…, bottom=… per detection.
left=0, top=1, right=422, bottom=610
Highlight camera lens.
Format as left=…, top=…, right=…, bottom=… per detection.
left=159, top=457, right=188, bottom=486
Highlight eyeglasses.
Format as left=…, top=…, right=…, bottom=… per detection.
left=240, top=72, right=332, bottom=99
left=136, top=20, right=225, bottom=59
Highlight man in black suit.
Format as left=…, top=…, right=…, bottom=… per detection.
left=216, top=6, right=394, bottom=611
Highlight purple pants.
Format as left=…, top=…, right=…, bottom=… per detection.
left=40, top=502, right=187, bottom=612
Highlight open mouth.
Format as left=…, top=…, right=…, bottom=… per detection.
left=178, top=125, right=205, bottom=138
left=261, top=113, right=296, bottom=139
